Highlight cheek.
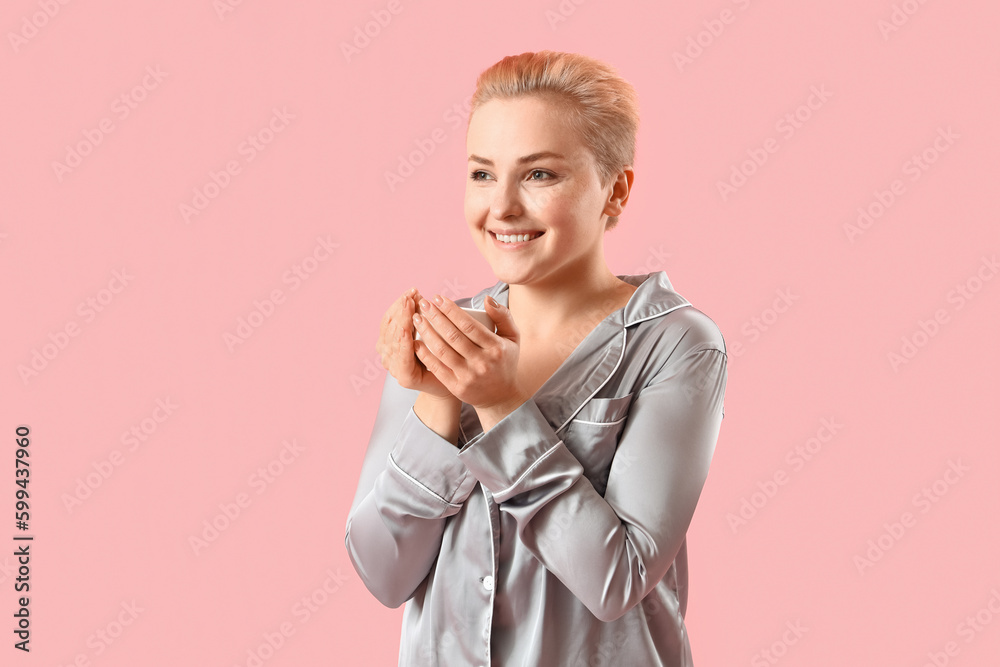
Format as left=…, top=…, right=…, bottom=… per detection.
left=523, top=186, right=571, bottom=217
left=463, top=193, right=481, bottom=224
left=575, top=187, right=611, bottom=221
left=465, top=184, right=491, bottom=209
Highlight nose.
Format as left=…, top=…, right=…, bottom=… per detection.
left=490, top=179, right=524, bottom=220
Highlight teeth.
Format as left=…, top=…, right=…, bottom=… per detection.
left=496, top=232, right=539, bottom=243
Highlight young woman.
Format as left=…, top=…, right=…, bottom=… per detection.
left=346, top=51, right=728, bottom=666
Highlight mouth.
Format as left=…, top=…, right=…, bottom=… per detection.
left=489, top=230, right=544, bottom=245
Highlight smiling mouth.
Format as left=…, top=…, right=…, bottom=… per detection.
left=490, top=231, right=544, bottom=244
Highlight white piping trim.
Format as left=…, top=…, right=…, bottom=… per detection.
left=555, top=302, right=693, bottom=434
left=625, top=302, right=691, bottom=327
left=387, top=452, right=462, bottom=508
left=490, top=442, right=563, bottom=498
left=570, top=415, right=628, bottom=427
left=481, top=483, right=496, bottom=661
left=556, top=326, right=627, bottom=434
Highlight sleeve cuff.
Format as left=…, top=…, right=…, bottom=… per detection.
left=388, top=407, right=479, bottom=506
left=457, top=399, right=581, bottom=503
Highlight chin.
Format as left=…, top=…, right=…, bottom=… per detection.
left=488, top=265, right=536, bottom=286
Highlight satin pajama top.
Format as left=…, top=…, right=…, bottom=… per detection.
left=345, top=271, right=728, bottom=666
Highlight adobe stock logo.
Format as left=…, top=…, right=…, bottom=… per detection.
left=179, top=107, right=295, bottom=223
left=727, top=288, right=800, bottom=361
left=384, top=96, right=473, bottom=193
left=544, top=0, right=589, bottom=31
left=419, top=617, right=472, bottom=663
left=54, top=600, right=144, bottom=666
left=727, top=417, right=843, bottom=534
left=887, top=254, right=997, bottom=372
left=233, top=567, right=350, bottom=667
left=751, top=620, right=808, bottom=667
left=17, top=269, right=133, bottom=384
left=188, top=439, right=305, bottom=556
left=878, top=0, right=934, bottom=40
left=853, top=459, right=969, bottom=575
left=51, top=66, right=168, bottom=182
left=716, top=85, right=833, bottom=202
left=62, top=397, right=178, bottom=514
left=213, top=0, right=251, bottom=21
left=918, top=588, right=1000, bottom=667
left=843, top=126, right=959, bottom=243
left=671, top=0, right=760, bottom=72
left=223, top=235, right=338, bottom=352
left=340, top=0, right=406, bottom=63
left=7, top=0, right=74, bottom=54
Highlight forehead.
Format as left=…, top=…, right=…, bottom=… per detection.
left=467, top=96, right=588, bottom=162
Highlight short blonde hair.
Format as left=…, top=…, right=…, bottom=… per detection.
left=468, top=51, right=639, bottom=230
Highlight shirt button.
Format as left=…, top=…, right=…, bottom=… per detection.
left=482, top=575, right=494, bottom=592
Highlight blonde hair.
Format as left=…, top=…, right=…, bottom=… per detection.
left=467, top=51, right=640, bottom=230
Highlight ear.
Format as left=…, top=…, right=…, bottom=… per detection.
left=603, top=166, right=634, bottom=218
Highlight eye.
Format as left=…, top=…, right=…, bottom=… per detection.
left=469, top=170, right=491, bottom=181
left=529, top=169, right=552, bottom=180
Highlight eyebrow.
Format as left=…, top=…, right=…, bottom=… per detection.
left=468, top=151, right=567, bottom=166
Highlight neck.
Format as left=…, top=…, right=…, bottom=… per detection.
left=506, top=263, right=631, bottom=341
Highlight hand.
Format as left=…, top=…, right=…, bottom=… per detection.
left=411, top=294, right=528, bottom=415
left=376, top=288, right=452, bottom=398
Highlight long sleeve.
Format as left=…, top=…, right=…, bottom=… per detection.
left=344, top=373, right=480, bottom=608
left=456, top=342, right=727, bottom=623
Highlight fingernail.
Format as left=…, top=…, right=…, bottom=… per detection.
left=433, top=294, right=443, bottom=305
left=487, top=295, right=499, bottom=308
left=413, top=313, right=422, bottom=325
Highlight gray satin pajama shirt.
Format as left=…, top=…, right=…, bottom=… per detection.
left=345, top=271, right=728, bottom=666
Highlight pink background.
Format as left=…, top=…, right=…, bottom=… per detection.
left=3, top=1, right=999, bottom=665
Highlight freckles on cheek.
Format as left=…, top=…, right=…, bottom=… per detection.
left=530, top=193, right=572, bottom=218
left=525, top=187, right=564, bottom=214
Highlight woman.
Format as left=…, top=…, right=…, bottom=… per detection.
left=346, top=51, right=728, bottom=666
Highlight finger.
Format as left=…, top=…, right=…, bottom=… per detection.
left=404, top=314, right=449, bottom=389
left=433, top=294, right=498, bottom=348
left=395, top=312, right=417, bottom=383
left=403, top=297, right=426, bottom=374
left=412, top=300, right=468, bottom=370
left=391, top=319, right=425, bottom=388
left=483, top=295, right=519, bottom=343
left=379, top=290, right=410, bottom=358
left=388, top=296, right=413, bottom=363
left=402, top=295, right=417, bottom=342
left=384, top=290, right=408, bottom=330
left=390, top=296, right=407, bottom=347
left=412, top=336, right=455, bottom=388
left=412, top=310, right=464, bottom=382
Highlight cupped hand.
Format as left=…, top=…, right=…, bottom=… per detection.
left=410, top=293, right=527, bottom=411
left=376, top=288, right=452, bottom=398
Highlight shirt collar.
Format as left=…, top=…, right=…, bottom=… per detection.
left=467, top=270, right=691, bottom=328
left=459, top=271, right=692, bottom=432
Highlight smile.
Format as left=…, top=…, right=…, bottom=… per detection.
left=490, top=231, right=544, bottom=246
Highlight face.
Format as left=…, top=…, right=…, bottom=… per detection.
left=464, top=95, right=627, bottom=289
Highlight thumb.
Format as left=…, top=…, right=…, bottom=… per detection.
left=485, top=295, right=518, bottom=340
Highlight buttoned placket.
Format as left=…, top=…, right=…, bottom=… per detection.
left=479, top=483, right=500, bottom=666
left=452, top=273, right=694, bottom=666
left=464, top=316, right=629, bottom=667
